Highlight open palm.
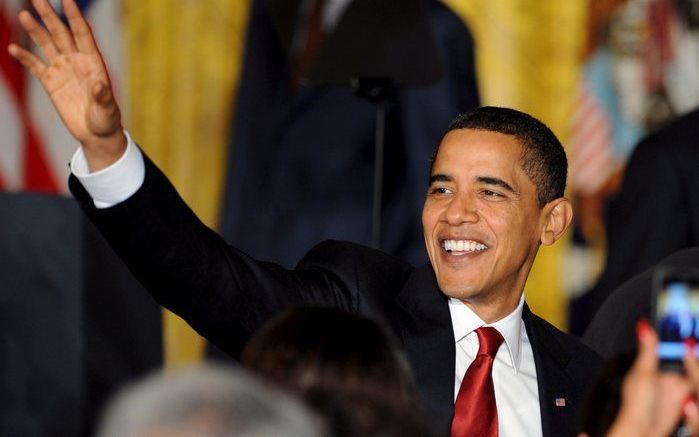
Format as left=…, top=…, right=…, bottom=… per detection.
left=8, top=0, right=125, bottom=168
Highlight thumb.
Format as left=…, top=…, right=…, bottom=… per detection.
left=92, top=81, right=112, bottom=105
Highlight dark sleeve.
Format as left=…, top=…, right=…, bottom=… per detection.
left=589, top=135, right=689, bottom=312
left=69, top=153, right=358, bottom=358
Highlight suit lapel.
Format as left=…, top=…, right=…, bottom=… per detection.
left=395, top=264, right=455, bottom=434
left=394, top=274, right=581, bottom=436
left=523, top=305, right=577, bottom=437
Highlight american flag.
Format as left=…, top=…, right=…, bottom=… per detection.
left=568, top=79, right=619, bottom=195
left=0, top=0, right=124, bottom=193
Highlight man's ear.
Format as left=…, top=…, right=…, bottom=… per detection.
left=540, top=198, right=573, bottom=246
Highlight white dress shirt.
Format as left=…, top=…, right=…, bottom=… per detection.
left=449, top=296, right=542, bottom=437
left=72, top=135, right=543, bottom=435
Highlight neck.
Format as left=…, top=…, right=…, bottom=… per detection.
left=461, top=292, right=522, bottom=324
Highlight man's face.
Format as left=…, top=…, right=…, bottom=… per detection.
left=422, top=129, right=549, bottom=309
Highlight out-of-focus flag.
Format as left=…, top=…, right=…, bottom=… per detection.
left=569, top=79, right=619, bottom=195
left=0, top=0, right=124, bottom=193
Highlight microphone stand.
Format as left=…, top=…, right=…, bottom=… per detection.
left=351, top=77, right=393, bottom=248
left=307, top=0, right=442, bottom=250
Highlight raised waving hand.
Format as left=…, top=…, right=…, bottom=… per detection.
left=7, top=0, right=126, bottom=171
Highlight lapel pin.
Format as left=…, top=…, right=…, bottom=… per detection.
left=555, top=398, right=566, bottom=407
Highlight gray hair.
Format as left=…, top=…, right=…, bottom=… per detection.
left=96, top=364, right=325, bottom=437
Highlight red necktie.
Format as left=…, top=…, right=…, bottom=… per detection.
left=451, top=326, right=504, bottom=437
left=294, top=0, right=326, bottom=81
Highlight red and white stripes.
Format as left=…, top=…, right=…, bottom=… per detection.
left=569, top=81, right=619, bottom=195
left=0, top=0, right=123, bottom=193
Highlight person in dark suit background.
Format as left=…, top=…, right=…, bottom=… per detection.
left=9, top=1, right=601, bottom=436
left=583, top=107, right=699, bottom=330
left=220, top=0, right=480, bottom=267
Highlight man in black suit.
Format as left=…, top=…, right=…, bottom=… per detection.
left=221, top=0, right=480, bottom=267
left=585, top=107, right=699, bottom=328
left=8, top=1, right=601, bottom=435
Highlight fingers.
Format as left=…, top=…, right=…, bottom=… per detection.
left=31, top=0, right=77, bottom=54
left=17, top=10, right=60, bottom=60
left=683, top=397, right=699, bottom=437
left=63, top=0, right=100, bottom=55
left=14, top=0, right=100, bottom=63
left=683, top=342, right=699, bottom=437
left=685, top=342, right=699, bottom=388
left=652, top=374, right=692, bottom=436
left=634, top=319, right=659, bottom=373
left=607, top=321, right=660, bottom=437
left=7, top=43, right=46, bottom=77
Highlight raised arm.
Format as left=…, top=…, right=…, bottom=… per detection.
left=7, top=0, right=126, bottom=171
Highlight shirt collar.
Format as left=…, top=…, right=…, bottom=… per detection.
left=448, top=295, right=525, bottom=373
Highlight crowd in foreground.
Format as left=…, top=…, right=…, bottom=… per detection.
left=94, top=308, right=699, bottom=437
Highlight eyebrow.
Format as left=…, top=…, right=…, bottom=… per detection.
left=428, top=174, right=518, bottom=195
left=428, top=174, right=452, bottom=185
left=476, top=176, right=517, bottom=195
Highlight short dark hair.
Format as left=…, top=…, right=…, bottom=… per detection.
left=241, top=307, right=418, bottom=409
left=431, top=106, right=567, bottom=207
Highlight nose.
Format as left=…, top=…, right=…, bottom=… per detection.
left=443, top=193, right=479, bottom=225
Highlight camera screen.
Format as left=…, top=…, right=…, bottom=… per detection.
left=656, top=279, right=699, bottom=360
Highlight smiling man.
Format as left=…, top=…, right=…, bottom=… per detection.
left=8, top=1, right=601, bottom=436
left=424, top=115, right=571, bottom=322
left=418, top=112, right=592, bottom=436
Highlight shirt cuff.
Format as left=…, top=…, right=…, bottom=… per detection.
left=70, top=131, right=145, bottom=209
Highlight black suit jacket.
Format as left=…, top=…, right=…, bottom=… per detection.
left=69, top=155, right=601, bottom=436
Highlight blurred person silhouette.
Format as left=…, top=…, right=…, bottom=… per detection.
left=241, top=307, right=431, bottom=436
left=241, top=307, right=417, bottom=407
left=220, top=0, right=480, bottom=268
left=584, top=107, right=699, bottom=330
left=96, top=364, right=325, bottom=437
left=0, top=193, right=162, bottom=436
left=303, top=389, right=433, bottom=437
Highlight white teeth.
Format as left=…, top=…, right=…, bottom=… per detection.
left=442, top=240, right=487, bottom=252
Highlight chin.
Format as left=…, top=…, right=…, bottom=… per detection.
left=436, top=279, right=479, bottom=300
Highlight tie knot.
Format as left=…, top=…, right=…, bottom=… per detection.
left=475, top=327, right=504, bottom=358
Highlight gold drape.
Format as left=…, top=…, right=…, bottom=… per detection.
left=123, top=0, right=251, bottom=366
left=443, top=0, right=587, bottom=329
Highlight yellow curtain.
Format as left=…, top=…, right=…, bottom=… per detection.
left=443, top=0, right=587, bottom=329
left=123, top=0, right=251, bottom=367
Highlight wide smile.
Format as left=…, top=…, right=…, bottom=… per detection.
left=440, top=239, right=489, bottom=257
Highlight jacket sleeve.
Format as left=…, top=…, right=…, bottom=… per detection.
left=69, top=151, right=357, bottom=358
